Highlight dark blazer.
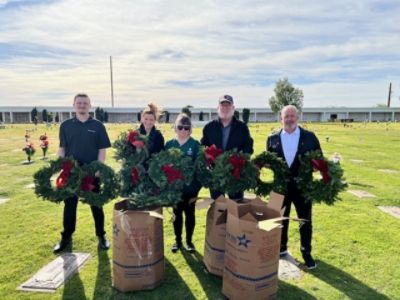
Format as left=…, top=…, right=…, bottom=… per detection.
left=201, top=117, right=254, bottom=154
left=139, top=124, right=165, bottom=155
left=266, top=126, right=321, bottom=178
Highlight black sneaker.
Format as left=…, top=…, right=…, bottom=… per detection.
left=53, top=238, right=71, bottom=253
left=98, top=235, right=110, bottom=250
left=171, top=242, right=182, bottom=253
left=186, top=241, right=196, bottom=253
left=280, top=246, right=288, bottom=257
left=302, top=253, right=317, bottom=269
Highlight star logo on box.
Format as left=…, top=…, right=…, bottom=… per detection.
left=237, top=234, right=251, bottom=248
left=113, top=223, right=120, bottom=237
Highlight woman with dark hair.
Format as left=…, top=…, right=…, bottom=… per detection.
left=165, top=113, right=201, bottom=253
left=139, top=102, right=164, bottom=154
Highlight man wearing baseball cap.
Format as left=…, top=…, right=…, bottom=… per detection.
left=201, top=95, right=253, bottom=200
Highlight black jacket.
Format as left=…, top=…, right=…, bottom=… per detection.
left=139, top=124, right=165, bottom=155
left=201, top=117, right=254, bottom=154
left=267, top=126, right=321, bottom=178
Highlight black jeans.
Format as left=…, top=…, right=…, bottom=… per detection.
left=281, top=184, right=313, bottom=254
left=61, top=195, right=106, bottom=240
left=173, top=194, right=196, bottom=244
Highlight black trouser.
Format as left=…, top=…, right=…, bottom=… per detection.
left=281, top=182, right=313, bottom=255
left=61, top=179, right=105, bottom=240
left=210, top=190, right=244, bottom=201
left=173, top=194, right=196, bottom=244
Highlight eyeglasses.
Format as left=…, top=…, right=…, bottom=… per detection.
left=177, top=125, right=191, bottom=131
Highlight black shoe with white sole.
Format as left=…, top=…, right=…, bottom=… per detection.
left=302, top=253, right=317, bottom=269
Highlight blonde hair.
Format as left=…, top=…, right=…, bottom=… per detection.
left=141, top=102, right=161, bottom=120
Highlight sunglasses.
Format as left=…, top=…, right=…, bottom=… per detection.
left=177, top=125, right=191, bottom=131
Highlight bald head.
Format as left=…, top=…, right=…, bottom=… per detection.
left=280, top=105, right=299, bottom=133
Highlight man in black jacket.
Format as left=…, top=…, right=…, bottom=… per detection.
left=201, top=95, right=253, bottom=200
left=267, top=105, right=321, bottom=269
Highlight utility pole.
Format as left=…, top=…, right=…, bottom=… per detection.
left=110, top=56, right=114, bottom=107
left=387, top=82, right=392, bottom=107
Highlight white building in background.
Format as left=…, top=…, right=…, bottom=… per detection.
left=0, top=106, right=399, bottom=123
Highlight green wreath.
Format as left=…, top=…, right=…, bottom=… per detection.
left=195, top=145, right=223, bottom=188
left=252, top=151, right=290, bottom=196
left=33, top=157, right=82, bottom=203
left=295, top=150, right=348, bottom=205
left=119, top=159, right=147, bottom=198
left=138, top=148, right=194, bottom=208
left=113, top=130, right=149, bottom=163
left=212, top=149, right=259, bottom=196
left=78, top=161, right=120, bottom=207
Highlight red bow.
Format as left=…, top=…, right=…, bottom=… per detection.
left=40, top=140, right=49, bottom=148
left=132, top=140, right=145, bottom=149
left=229, top=155, right=246, bottom=180
left=161, top=164, right=184, bottom=183
left=56, top=161, right=74, bottom=189
left=311, top=159, right=330, bottom=184
left=131, top=167, right=140, bottom=185
left=127, top=130, right=139, bottom=144
left=204, top=145, right=223, bottom=166
left=80, top=176, right=96, bottom=191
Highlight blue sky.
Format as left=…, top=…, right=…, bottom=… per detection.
left=0, top=0, right=399, bottom=108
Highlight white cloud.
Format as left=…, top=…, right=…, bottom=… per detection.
left=0, top=0, right=399, bottom=107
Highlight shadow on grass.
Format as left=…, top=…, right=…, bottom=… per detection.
left=111, top=257, right=196, bottom=299
left=181, top=250, right=223, bottom=299
left=348, top=182, right=375, bottom=188
left=278, top=280, right=318, bottom=300
left=93, top=249, right=111, bottom=299
left=62, top=244, right=86, bottom=300
left=309, top=260, right=390, bottom=300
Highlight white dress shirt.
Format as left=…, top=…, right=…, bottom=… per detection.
left=280, top=126, right=300, bottom=167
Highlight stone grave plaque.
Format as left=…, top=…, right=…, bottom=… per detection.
left=378, top=206, right=400, bottom=219
left=378, top=169, right=399, bottom=174
left=279, top=253, right=302, bottom=280
left=0, top=197, right=9, bottom=204
left=348, top=190, right=376, bottom=198
left=18, top=252, right=91, bottom=293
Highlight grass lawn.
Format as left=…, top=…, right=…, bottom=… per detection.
left=0, top=122, right=399, bottom=300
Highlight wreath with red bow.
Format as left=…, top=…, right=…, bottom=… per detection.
left=33, top=157, right=82, bottom=203
left=113, top=129, right=148, bottom=163
left=295, top=150, right=347, bottom=205
left=252, top=151, right=289, bottom=196
left=78, top=161, right=120, bottom=207
left=195, top=144, right=223, bottom=188
left=212, top=149, right=259, bottom=196
left=140, top=148, right=194, bottom=208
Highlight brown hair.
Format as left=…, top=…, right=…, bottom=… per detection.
left=141, top=102, right=161, bottom=120
left=73, top=93, right=90, bottom=103
left=175, top=113, right=192, bottom=133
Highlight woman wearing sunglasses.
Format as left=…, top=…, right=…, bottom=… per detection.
left=138, top=102, right=165, bottom=155
left=165, top=113, right=201, bottom=253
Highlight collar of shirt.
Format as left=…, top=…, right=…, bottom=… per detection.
left=281, top=126, right=300, bottom=137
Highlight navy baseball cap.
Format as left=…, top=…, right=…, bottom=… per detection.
left=219, top=94, right=234, bottom=104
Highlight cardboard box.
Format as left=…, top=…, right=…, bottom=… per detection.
left=222, top=192, right=285, bottom=300
left=202, top=196, right=227, bottom=277
left=112, top=200, right=164, bottom=292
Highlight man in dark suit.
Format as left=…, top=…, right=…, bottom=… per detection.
left=267, top=105, right=321, bottom=269
left=201, top=95, right=253, bottom=200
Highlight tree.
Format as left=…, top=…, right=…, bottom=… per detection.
left=104, top=111, right=109, bottom=123
left=181, top=105, right=193, bottom=118
left=242, top=108, right=250, bottom=124
left=234, top=110, right=240, bottom=119
left=165, top=111, right=170, bottom=123
left=42, top=109, right=48, bottom=123
left=199, top=111, right=204, bottom=121
left=31, top=107, right=38, bottom=123
left=55, top=112, right=60, bottom=123
left=137, top=112, right=141, bottom=122
left=95, top=107, right=106, bottom=122
left=268, top=77, right=304, bottom=114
